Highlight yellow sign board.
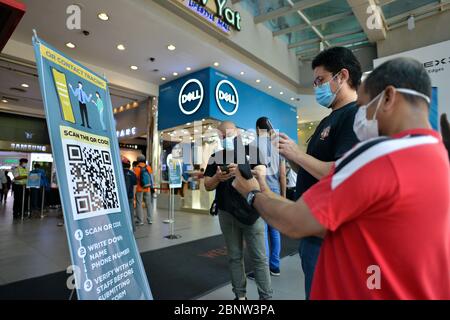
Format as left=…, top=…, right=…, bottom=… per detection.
left=40, top=44, right=107, bottom=90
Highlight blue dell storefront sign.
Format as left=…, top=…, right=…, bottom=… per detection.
left=159, top=68, right=298, bottom=141
left=179, top=79, right=204, bottom=115
left=215, top=80, right=239, bottom=116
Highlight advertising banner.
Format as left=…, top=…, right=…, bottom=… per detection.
left=374, top=40, right=450, bottom=130
left=26, top=172, right=41, bottom=189
left=33, top=35, right=152, bottom=300
left=167, top=156, right=182, bottom=189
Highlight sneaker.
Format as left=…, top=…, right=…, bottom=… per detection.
left=270, top=268, right=281, bottom=276
left=136, top=222, right=144, bottom=226
left=247, top=272, right=255, bottom=280
left=147, top=220, right=153, bottom=224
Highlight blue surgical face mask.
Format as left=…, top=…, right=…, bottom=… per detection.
left=314, top=73, right=343, bottom=108
left=223, top=136, right=236, bottom=151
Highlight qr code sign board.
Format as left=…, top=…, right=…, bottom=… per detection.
left=62, top=138, right=121, bottom=220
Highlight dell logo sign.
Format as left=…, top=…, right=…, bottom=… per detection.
left=178, top=79, right=204, bottom=115
left=215, top=80, right=239, bottom=116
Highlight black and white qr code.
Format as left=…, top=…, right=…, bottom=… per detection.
left=64, top=143, right=121, bottom=220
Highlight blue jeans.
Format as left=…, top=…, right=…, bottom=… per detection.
left=299, top=237, right=323, bottom=300
left=265, top=184, right=281, bottom=271
left=265, top=224, right=281, bottom=270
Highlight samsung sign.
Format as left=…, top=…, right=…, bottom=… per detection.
left=178, top=79, right=204, bottom=115
left=216, top=80, right=239, bottom=116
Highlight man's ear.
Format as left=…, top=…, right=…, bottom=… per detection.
left=339, top=68, right=350, bottom=85
left=382, top=86, right=396, bottom=113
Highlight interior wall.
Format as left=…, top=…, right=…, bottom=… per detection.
left=377, top=10, right=450, bottom=58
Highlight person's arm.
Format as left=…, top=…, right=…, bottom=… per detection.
left=204, top=165, right=236, bottom=191
left=233, top=167, right=325, bottom=238
left=68, top=84, right=77, bottom=97
left=234, top=146, right=398, bottom=240
left=277, top=133, right=333, bottom=180
left=13, top=169, right=27, bottom=180
left=280, top=160, right=287, bottom=198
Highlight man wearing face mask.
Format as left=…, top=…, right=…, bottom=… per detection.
left=12, top=158, right=30, bottom=220
left=204, top=121, right=272, bottom=300
left=277, top=47, right=361, bottom=299
left=232, top=57, right=450, bottom=299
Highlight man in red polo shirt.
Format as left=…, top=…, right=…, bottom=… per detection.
left=233, top=57, right=450, bottom=300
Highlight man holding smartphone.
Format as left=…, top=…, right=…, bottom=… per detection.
left=204, top=121, right=272, bottom=300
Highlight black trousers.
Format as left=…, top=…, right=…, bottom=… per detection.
left=79, top=102, right=90, bottom=127
left=12, top=184, right=29, bottom=217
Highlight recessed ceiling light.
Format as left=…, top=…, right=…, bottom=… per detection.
left=21, top=83, right=29, bottom=88
left=187, top=122, right=191, bottom=125
left=1, top=99, right=8, bottom=103
left=97, top=13, right=109, bottom=21
left=186, top=67, right=192, bottom=71
left=280, top=91, right=284, bottom=95
left=66, top=42, right=76, bottom=49
left=296, top=116, right=299, bottom=119
left=161, top=77, right=166, bottom=81
left=167, top=44, right=176, bottom=51
left=130, top=65, right=138, bottom=70
left=117, top=44, right=126, bottom=51
left=268, top=86, right=272, bottom=89
left=290, top=97, right=295, bottom=101
left=173, top=72, right=178, bottom=76
left=240, top=71, right=245, bottom=75
left=213, top=62, right=220, bottom=67
left=256, top=79, right=261, bottom=83
left=202, top=118, right=206, bottom=122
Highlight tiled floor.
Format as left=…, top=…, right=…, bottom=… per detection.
left=0, top=193, right=306, bottom=300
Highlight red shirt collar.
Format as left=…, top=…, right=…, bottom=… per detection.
left=392, top=128, right=441, bottom=140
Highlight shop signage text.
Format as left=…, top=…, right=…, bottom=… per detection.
left=179, top=79, right=204, bottom=115
left=11, top=143, right=47, bottom=152
left=178, top=0, right=241, bottom=33
left=116, top=127, right=137, bottom=138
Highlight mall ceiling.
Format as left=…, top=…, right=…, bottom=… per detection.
left=1, top=0, right=449, bottom=122
left=241, top=0, right=450, bottom=61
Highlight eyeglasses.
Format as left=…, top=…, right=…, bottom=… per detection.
left=313, top=71, right=341, bottom=88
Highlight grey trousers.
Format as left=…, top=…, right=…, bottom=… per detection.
left=136, top=191, right=153, bottom=223
left=219, top=210, right=273, bottom=300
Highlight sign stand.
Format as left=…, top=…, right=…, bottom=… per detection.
left=162, top=190, right=173, bottom=224
left=40, top=186, right=46, bottom=219
left=20, top=185, right=25, bottom=221
left=164, top=187, right=181, bottom=240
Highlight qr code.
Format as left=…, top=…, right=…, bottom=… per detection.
left=63, top=141, right=121, bottom=220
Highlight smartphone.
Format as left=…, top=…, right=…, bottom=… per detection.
left=220, top=165, right=230, bottom=174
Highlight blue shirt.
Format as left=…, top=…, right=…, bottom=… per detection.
left=70, top=86, right=92, bottom=104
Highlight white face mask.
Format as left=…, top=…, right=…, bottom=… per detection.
left=353, top=88, right=431, bottom=141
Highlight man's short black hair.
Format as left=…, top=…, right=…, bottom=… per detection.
left=364, top=57, right=431, bottom=106
left=78, top=81, right=82, bottom=86
left=19, top=158, right=28, bottom=164
left=34, top=163, right=41, bottom=169
left=312, top=47, right=362, bottom=90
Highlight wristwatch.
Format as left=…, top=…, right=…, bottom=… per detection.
left=246, top=190, right=261, bottom=208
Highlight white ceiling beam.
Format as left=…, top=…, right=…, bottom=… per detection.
left=254, top=0, right=330, bottom=24
left=273, top=11, right=354, bottom=37
left=289, top=28, right=363, bottom=49
left=347, top=0, right=387, bottom=42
